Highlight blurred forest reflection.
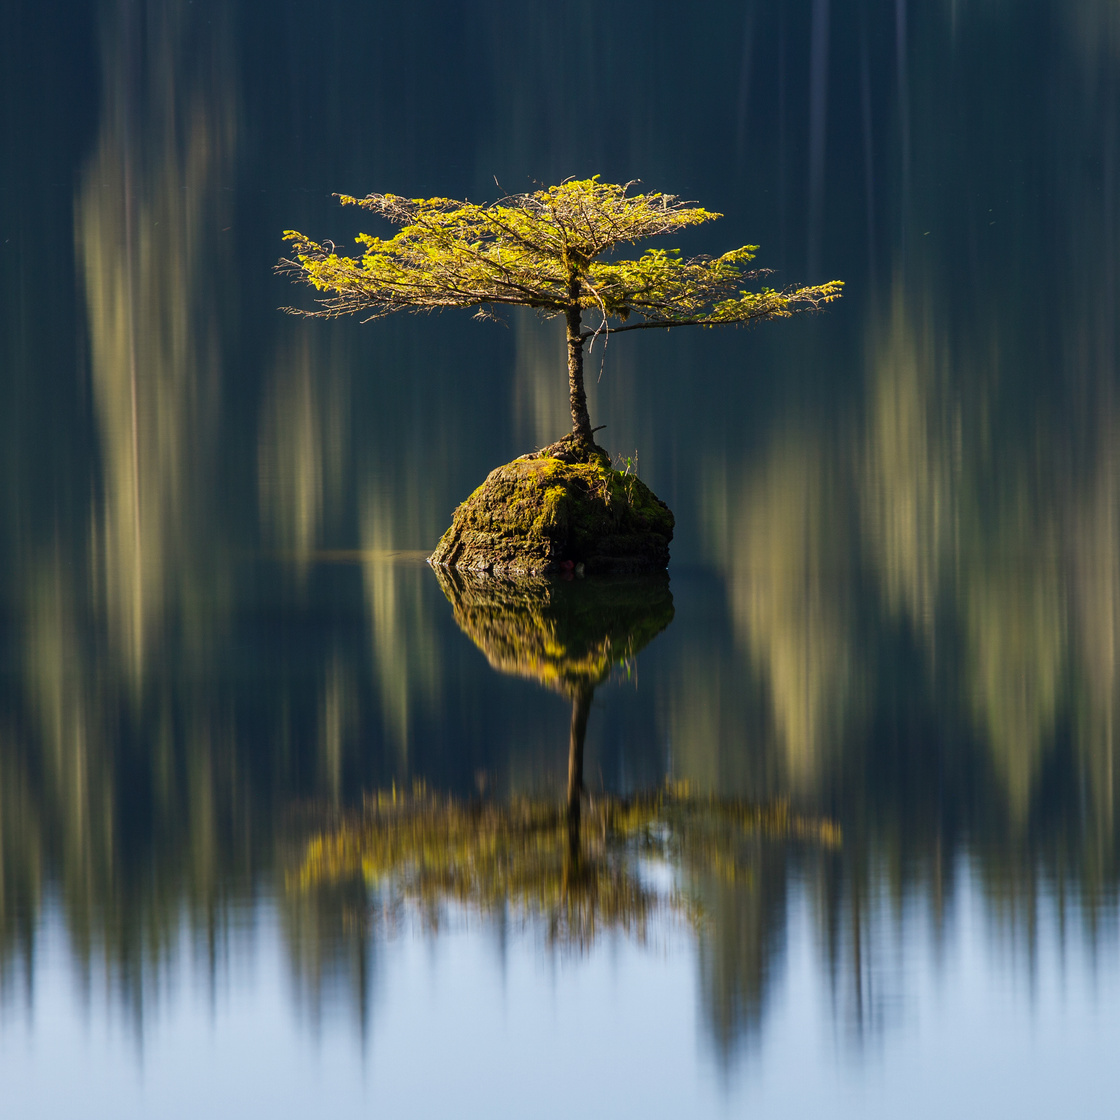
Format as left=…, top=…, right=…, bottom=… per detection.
left=0, top=0, right=1118, bottom=1063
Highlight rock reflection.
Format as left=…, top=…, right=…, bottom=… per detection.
left=434, top=568, right=674, bottom=693
left=434, top=567, right=675, bottom=822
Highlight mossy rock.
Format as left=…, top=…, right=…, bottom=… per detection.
left=428, top=443, right=674, bottom=575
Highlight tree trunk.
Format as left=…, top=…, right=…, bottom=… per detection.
left=565, top=284, right=592, bottom=442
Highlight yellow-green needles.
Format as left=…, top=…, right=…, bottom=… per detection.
left=280, top=177, right=843, bottom=442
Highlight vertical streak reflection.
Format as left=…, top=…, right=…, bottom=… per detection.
left=75, top=0, right=237, bottom=683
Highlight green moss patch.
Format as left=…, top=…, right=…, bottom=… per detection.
left=428, top=452, right=674, bottom=575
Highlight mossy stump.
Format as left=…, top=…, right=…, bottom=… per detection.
left=428, top=437, right=674, bottom=575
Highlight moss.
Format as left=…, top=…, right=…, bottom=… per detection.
left=429, top=452, right=674, bottom=575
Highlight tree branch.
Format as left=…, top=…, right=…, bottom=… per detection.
left=577, top=306, right=823, bottom=341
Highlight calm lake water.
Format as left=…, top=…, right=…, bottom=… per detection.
left=3, top=1, right=1120, bottom=1116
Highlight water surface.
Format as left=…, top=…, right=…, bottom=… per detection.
left=2, top=0, right=1119, bottom=1115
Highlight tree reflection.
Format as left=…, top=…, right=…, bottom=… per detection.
left=291, top=572, right=838, bottom=959
left=294, top=785, right=839, bottom=949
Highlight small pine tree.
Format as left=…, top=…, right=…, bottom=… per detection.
left=280, top=177, right=842, bottom=446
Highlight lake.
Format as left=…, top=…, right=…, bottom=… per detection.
left=2, top=1, right=1119, bottom=1116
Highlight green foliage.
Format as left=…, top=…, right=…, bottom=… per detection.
left=279, top=177, right=842, bottom=333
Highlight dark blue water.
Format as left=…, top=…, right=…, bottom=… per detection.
left=2, top=1, right=1119, bottom=1115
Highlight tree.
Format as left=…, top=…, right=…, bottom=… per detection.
left=279, top=178, right=842, bottom=447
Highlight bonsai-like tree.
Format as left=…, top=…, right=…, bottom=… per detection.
left=279, top=177, right=842, bottom=448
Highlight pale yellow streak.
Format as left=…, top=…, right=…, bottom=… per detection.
left=259, top=333, right=324, bottom=578
left=22, top=558, right=92, bottom=869
left=359, top=487, right=441, bottom=763
left=258, top=327, right=350, bottom=581
left=75, top=0, right=236, bottom=685
left=512, top=312, right=570, bottom=449
left=860, top=279, right=957, bottom=643
left=965, top=563, right=1065, bottom=820
left=1067, top=420, right=1120, bottom=831
left=702, top=440, right=860, bottom=787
